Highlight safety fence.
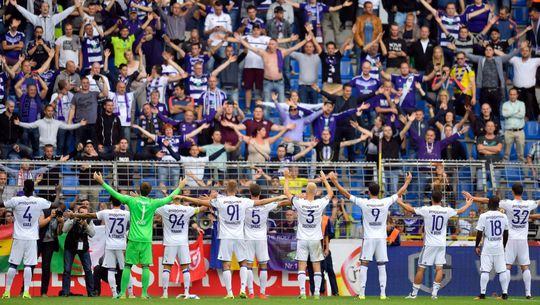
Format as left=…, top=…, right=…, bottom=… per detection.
left=0, top=160, right=538, bottom=240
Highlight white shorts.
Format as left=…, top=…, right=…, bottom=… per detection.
left=163, top=245, right=191, bottom=265
left=295, top=240, right=324, bottom=262
left=103, top=249, right=126, bottom=269
left=9, top=239, right=38, bottom=266
left=505, top=239, right=530, bottom=266
left=418, top=246, right=446, bottom=267
left=360, top=238, right=388, bottom=263
left=218, top=239, right=247, bottom=262
left=245, top=240, right=270, bottom=263
left=480, top=254, right=506, bottom=273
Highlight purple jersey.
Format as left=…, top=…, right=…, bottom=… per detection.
left=4, top=31, right=25, bottom=60
left=299, top=3, right=329, bottom=29
left=464, top=3, right=489, bottom=34
left=391, top=73, right=423, bottom=110
left=349, top=75, right=380, bottom=96
left=184, top=53, right=210, bottom=74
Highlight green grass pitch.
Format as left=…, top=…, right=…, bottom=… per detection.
left=1, top=296, right=537, bottom=304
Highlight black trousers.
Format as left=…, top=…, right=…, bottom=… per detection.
left=335, top=127, right=357, bottom=162
left=515, top=86, right=539, bottom=120
left=38, top=241, right=56, bottom=296
left=480, top=88, right=502, bottom=119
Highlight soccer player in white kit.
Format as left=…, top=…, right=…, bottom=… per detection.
left=179, top=180, right=286, bottom=299
left=474, top=196, right=510, bottom=300
left=330, top=172, right=411, bottom=300
left=397, top=191, right=474, bottom=299
left=244, top=183, right=287, bottom=299
left=283, top=170, right=334, bottom=300
left=466, top=183, right=539, bottom=299
left=1, top=180, right=61, bottom=299
left=156, top=195, right=206, bottom=299
left=68, top=197, right=131, bottom=298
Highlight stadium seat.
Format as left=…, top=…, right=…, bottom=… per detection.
left=525, top=121, right=540, bottom=140
left=512, top=6, right=529, bottom=25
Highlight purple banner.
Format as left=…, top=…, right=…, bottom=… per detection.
left=267, top=233, right=298, bottom=271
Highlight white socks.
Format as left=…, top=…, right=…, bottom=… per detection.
left=378, top=265, right=387, bottom=297
left=240, top=266, right=248, bottom=293
left=411, top=283, right=420, bottom=296
left=499, top=271, right=509, bottom=294
left=246, top=268, right=254, bottom=294
left=182, top=269, right=191, bottom=296
left=223, top=270, right=232, bottom=295
left=259, top=269, right=268, bottom=295
left=313, top=272, right=322, bottom=296
left=480, top=272, right=489, bottom=294
left=162, top=269, right=170, bottom=296
left=298, top=271, right=306, bottom=295
left=127, top=275, right=134, bottom=296
left=5, top=267, right=16, bottom=292
left=108, top=270, right=117, bottom=297
left=523, top=269, right=531, bottom=296
left=358, top=266, right=368, bottom=297
left=23, top=267, right=32, bottom=293
left=432, top=282, right=441, bottom=297
left=503, top=270, right=511, bottom=293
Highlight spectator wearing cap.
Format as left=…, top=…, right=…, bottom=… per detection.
left=266, top=5, right=294, bottom=93
left=267, top=0, right=294, bottom=25
left=502, top=88, right=526, bottom=162
left=75, top=139, right=103, bottom=206
left=68, top=76, right=110, bottom=145
left=96, top=100, right=122, bottom=154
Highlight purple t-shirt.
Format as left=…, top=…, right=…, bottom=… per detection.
left=349, top=75, right=380, bottom=96
left=464, top=3, right=489, bottom=34
left=391, top=73, right=423, bottom=110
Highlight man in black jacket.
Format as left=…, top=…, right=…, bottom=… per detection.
left=408, top=26, right=435, bottom=73
left=0, top=100, right=30, bottom=159
left=96, top=99, right=122, bottom=154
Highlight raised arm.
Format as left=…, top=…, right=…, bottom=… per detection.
left=328, top=172, right=351, bottom=199
left=396, top=172, right=412, bottom=197
left=456, top=197, right=474, bottom=215
left=132, top=124, right=157, bottom=141
left=211, top=55, right=236, bottom=77
left=419, top=0, right=437, bottom=17
left=254, top=195, right=288, bottom=206
left=396, top=197, right=415, bottom=213
left=319, top=171, right=334, bottom=200
left=94, top=172, right=130, bottom=203
left=177, top=194, right=213, bottom=207
left=282, top=35, right=311, bottom=57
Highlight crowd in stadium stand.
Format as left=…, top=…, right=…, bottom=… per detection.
left=0, top=0, right=539, bottom=229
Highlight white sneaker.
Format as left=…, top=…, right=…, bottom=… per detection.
left=432, top=295, right=438, bottom=300
left=161, top=294, right=168, bottom=299
left=405, top=293, right=417, bottom=299
left=185, top=294, right=200, bottom=299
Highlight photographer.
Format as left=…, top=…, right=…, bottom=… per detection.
left=61, top=205, right=96, bottom=297
left=38, top=202, right=65, bottom=297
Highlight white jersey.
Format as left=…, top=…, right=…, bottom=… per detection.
left=96, top=208, right=130, bottom=250
left=243, top=35, right=271, bottom=69
left=245, top=202, right=278, bottom=240
left=292, top=196, right=330, bottom=241
left=350, top=194, right=397, bottom=239
left=499, top=199, right=538, bottom=240
left=5, top=196, right=51, bottom=240
left=211, top=196, right=254, bottom=240
left=414, top=205, right=457, bottom=247
left=476, top=210, right=509, bottom=255
left=156, top=205, right=199, bottom=246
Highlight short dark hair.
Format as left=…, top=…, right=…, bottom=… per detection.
left=343, top=84, right=353, bottom=90
left=325, top=41, right=336, bottom=48
left=511, top=183, right=523, bottom=196
left=368, top=183, right=380, bottom=196
left=249, top=183, right=261, bottom=197
left=488, top=196, right=500, bottom=211
left=432, top=190, right=443, bottom=203
left=509, top=87, right=518, bottom=95
left=140, top=182, right=152, bottom=196
left=23, top=179, right=34, bottom=196
left=44, top=144, right=54, bottom=150
left=111, top=197, right=122, bottom=207
left=247, top=4, right=256, bottom=11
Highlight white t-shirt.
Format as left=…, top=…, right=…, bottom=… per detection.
left=414, top=205, right=457, bottom=247
left=5, top=196, right=51, bottom=240
left=211, top=196, right=255, bottom=240
left=55, top=35, right=80, bottom=68
left=96, top=208, right=130, bottom=250
left=204, top=13, right=232, bottom=47
left=292, top=196, right=330, bottom=241
left=177, top=156, right=209, bottom=187
left=244, top=202, right=278, bottom=240
left=156, top=205, right=198, bottom=246
left=499, top=199, right=538, bottom=240
left=107, top=92, right=135, bottom=126
left=476, top=210, right=509, bottom=255
left=243, top=35, right=271, bottom=69
left=350, top=194, right=397, bottom=239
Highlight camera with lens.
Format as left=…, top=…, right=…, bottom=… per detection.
left=55, top=209, right=64, bottom=218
